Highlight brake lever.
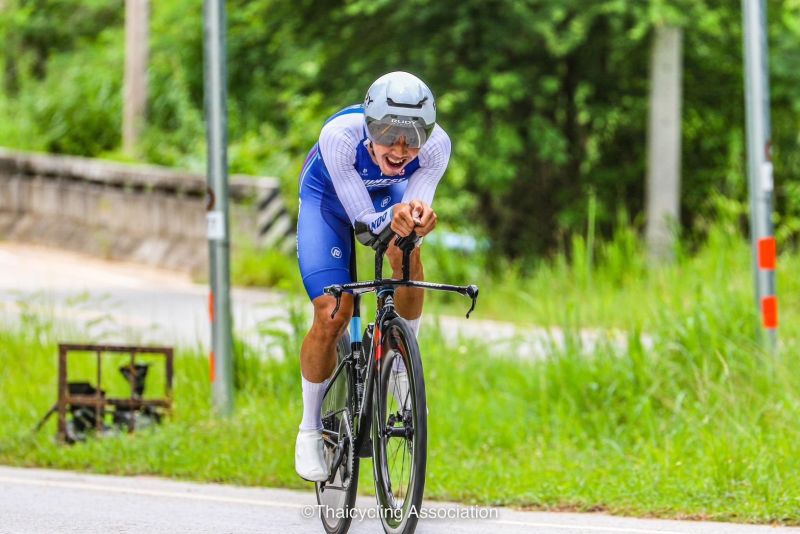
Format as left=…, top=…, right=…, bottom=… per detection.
left=324, top=285, right=343, bottom=318
left=464, top=284, right=479, bottom=319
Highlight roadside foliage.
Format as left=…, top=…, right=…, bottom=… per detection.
left=1, top=0, right=799, bottom=260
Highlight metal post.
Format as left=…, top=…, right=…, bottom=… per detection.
left=742, top=0, right=778, bottom=348
left=204, top=0, right=234, bottom=414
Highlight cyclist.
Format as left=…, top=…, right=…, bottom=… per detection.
left=294, top=71, right=451, bottom=481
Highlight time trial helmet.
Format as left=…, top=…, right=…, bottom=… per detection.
left=363, top=71, right=436, bottom=149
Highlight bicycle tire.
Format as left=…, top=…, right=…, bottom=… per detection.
left=372, top=317, right=427, bottom=534
left=316, top=331, right=360, bottom=534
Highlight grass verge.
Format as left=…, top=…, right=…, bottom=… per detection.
left=1, top=289, right=799, bottom=524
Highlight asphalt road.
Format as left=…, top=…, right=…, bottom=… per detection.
left=1, top=466, right=796, bottom=534
left=0, top=242, right=285, bottom=350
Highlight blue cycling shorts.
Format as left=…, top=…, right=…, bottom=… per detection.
left=297, top=177, right=406, bottom=300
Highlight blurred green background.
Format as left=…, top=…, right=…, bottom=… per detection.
left=2, top=0, right=799, bottom=263
left=3, top=1, right=800, bottom=523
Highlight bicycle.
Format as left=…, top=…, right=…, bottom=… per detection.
left=314, top=226, right=479, bottom=534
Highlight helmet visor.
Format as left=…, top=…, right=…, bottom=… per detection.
left=366, top=115, right=434, bottom=149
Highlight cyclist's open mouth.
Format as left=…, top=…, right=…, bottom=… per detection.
left=384, top=155, right=407, bottom=173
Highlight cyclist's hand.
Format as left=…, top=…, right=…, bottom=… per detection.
left=391, top=203, right=416, bottom=237
left=408, top=200, right=437, bottom=237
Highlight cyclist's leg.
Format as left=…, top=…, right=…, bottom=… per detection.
left=388, top=245, right=424, bottom=324
left=296, top=186, right=355, bottom=481
left=297, top=188, right=355, bottom=385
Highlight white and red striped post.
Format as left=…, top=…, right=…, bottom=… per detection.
left=743, top=0, right=778, bottom=347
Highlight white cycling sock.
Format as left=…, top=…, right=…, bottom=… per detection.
left=299, top=376, right=330, bottom=431
left=392, top=316, right=421, bottom=374
left=405, top=316, right=421, bottom=336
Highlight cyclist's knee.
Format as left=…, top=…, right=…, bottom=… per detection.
left=311, top=294, right=353, bottom=341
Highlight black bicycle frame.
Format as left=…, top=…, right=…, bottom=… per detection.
left=322, top=230, right=480, bottom=460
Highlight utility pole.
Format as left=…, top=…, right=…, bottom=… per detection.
left=645, top=24, right=683, bottom=264
left=123, top=0, right=149, bottom=155
left=742, top=0, right=778, bottom=347
left=204, top=0, right=234, bottom=414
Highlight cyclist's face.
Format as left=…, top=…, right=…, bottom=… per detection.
left=370, top=138, right=420, bottom=176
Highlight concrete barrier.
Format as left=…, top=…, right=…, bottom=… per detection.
left=0, top=148, right=295, bottom=274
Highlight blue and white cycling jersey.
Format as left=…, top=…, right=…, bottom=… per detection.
left=296, top=104, right=451, bottom=299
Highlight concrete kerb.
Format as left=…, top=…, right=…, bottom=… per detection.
left=0, top=148, right=295, bottom=274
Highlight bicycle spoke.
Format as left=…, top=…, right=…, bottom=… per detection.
left=388, top=437, right=404, bottom=491
left=385, top=407, right=412, bottom=504
left=387, top=441, right=404, bottom=503
left=399, top=434, right=408, bottom=500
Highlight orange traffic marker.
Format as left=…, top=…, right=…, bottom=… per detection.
left=758, top=237, right=776, bottom=270
left=761, top=296, right=778, bottom=329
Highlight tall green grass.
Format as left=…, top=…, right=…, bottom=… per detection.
left=233, top=214, right=798, bottom=341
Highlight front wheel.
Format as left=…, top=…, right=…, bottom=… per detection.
left=372, top=317, right=427, bottom=534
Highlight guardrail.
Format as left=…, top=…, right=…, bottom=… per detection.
left=0, top=148, right=294, bottom=273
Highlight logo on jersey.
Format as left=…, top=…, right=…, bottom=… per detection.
left=369, top=211, right=390, bottom=232
left=381, top=196, right=391, bottom=208
left=361, top=168, right=369, bottom=176
left=331, top=247, right=342, bottom=259
left=364, top=177, right=404, bottom=188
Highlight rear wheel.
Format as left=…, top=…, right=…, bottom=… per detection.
left=316, top=332, right=359, bottom=534
left=372, top=317, right=427, bottom=534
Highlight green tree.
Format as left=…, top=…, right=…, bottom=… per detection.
left=2, top=0, right=799, bottom=260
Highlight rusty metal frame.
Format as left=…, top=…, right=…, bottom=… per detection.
left=56, top=343, right=173, bottom=442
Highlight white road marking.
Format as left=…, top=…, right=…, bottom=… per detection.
left=495, top=519, right=688, bottom=534
left=0, top=475, right=303, bottom=509
left=0, top=474, right=695, bottom=534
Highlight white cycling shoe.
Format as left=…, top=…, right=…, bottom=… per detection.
left=295, top=429, right=328, bottom=482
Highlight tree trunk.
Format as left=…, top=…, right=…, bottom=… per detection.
left=645, top=24, right=683, bottom=263
left=123, top=0, right=149, bottom=156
